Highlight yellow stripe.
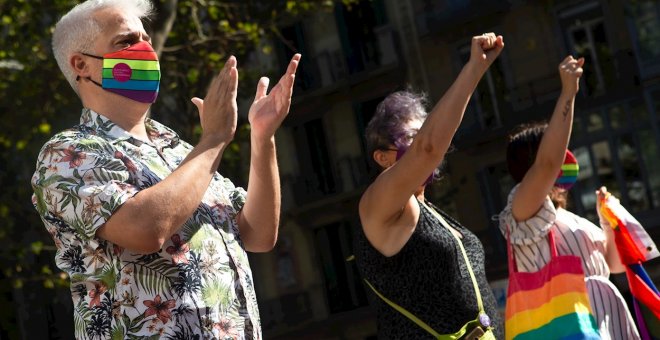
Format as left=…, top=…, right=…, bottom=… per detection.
left=103, top=59, right=159, bottom=71
left=505, top=273, right=586, bottom=318
left=561, top=164, right=579, bottom=171
left=506, top=292, right=593, bottom=337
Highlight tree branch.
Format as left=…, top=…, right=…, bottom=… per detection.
left=150, top=0, right=179, bottom=56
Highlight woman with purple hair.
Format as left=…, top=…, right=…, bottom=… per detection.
left=354, top=33, right=504, bottom=339
left=499, top=56, right=640, bottom=339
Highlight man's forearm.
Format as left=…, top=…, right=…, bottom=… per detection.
left=239, top=135, right=280, bottom=252
left=98, top=134, right=228, bottom=253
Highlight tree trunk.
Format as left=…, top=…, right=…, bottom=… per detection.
left=149, top=0, right=178, bottom=56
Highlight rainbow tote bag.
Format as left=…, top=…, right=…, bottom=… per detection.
left=505, top=228, right=600, bottom=340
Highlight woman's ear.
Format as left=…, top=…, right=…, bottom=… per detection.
left=373, top=149, right=393, bottom=169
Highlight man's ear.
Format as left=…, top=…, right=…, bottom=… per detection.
left=70, top=53, right=91, bottom=79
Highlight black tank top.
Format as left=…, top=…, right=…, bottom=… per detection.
left=354, top=201, right=503, bottom=339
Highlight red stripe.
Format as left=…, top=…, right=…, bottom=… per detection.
left=614, top=220, right=647, bottom=264
left=627, top=268, right=660, bottom=319
left=107, top=50, right=158, bottom=61
left=507, top=255, right=585, bottom=294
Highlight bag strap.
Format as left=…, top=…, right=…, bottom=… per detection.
left=506, top=222, right=558, bottom=275
left=548, top=228, right=558, bottom=257
left=419, top=200, right=485, bottom=314
left=505, top=224, right=517, bottom=275
left=363, top=279, right=442, bottom=338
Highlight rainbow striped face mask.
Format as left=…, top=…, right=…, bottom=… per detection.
left=78, top=41, right=160, bottom=103
left=555, top=149, right=579, bottom=190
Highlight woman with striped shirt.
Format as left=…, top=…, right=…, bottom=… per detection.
left=498, top=56, right=640, bottom=340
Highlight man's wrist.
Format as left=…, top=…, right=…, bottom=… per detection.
left=250, top=134, right=276, bottom=154
left=199, top=133, right=231, bottom=153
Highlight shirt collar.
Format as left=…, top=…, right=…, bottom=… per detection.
left=80, top=108, right=180, bottom=148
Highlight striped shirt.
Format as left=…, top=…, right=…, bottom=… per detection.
left=499, top=185, right=640, bottom=340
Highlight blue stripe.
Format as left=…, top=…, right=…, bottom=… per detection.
left=556, top=176, right=577, bottom=184
left=631, top=264, right=660, bottom=294
left=102, top=79, right=159, bottom=91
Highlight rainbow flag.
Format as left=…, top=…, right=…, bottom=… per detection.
left=599, top=196, right=660, bottom=340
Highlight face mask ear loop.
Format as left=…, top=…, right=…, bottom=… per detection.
left=76, top=52, right=104, bottom=88
left=76, top=75, right=103, bottom=88
left=81, top=52, right=103, bottom=60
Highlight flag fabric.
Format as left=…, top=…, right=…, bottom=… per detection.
left=599, top=195, right=660, bottom=340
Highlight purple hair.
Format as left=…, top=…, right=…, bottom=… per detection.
left=365, top=91, right=429, bottom=175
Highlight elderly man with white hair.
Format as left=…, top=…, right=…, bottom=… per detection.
left=31, top=0, right=300, bottom=338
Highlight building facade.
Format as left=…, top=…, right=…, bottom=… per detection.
left=247, top=0, right=660, bottom=338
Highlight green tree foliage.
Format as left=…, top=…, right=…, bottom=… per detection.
left=0, top=0, right=354, bottom=336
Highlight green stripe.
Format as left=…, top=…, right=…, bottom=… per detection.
left=560, top=169, right=579, bottom=177
left=513, top=313, right=598, bottom=340
left=103, top=69, right=160, bottom=81
left=103, top=59, right=159, bottom=71
left=561, top=164, right=579, bottom=171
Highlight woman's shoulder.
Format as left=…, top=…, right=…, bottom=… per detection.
left=498, top=184, right=558, bottom=243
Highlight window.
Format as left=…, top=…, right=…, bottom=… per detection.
left=570, top=96, right=660, bottom=220
left=456, top=43, right=510, bottom=134
left=626, top=0, right=660, bottom=75
left=558, top=2, right=615, bottom=96
left=276, top=22, right=318, bottom=92
left=476, top=162, right=515, bottom=275
left=314, top=221, right=368, bottom=313
left=292, top=118, right=338, bottom=202
left=335, top=0, right=388, bottom=74
left=355, top=96, right=386, bottom=175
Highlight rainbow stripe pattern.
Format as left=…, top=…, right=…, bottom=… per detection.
left=599, top=195, right=660, bottom=339
left=505, top=230, right=599, bottom=340
left=555, top=150, right=579, bottom=189
left=101, top=41, right=160, bottom=103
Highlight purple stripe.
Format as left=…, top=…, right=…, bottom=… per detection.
left=107, top=88, right=158, bottom=103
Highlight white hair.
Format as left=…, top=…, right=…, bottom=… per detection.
left=52, top=0, right=153, bottom=94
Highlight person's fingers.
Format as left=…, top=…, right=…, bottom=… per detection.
left=283, top=56, right=300, bottom=83
left=206, top=56, right=235, bottom=99
left=254, top=77, right=270, bottom=101
left=288, top=57, right=300, bottom=76
left=282, top=74, right=295, bottom=98
left=496, top=35, right=504, bottom=48
left=577, top=57, right=585, bottom=67
left=275, top=58, right=299, bottom=93
left=480, top=34, right=496, bottom=50
left=191, top=97, right=203, bottom=112
left=229, top=67, right=238, bottom=100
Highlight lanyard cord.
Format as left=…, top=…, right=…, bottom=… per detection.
left=419, top=200, right=485, bottom=314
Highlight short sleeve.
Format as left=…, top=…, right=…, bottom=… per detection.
left=498, top=184, right=557, bottom=246
left=223, top=177, right=247, bottom=213
left=31, top=135, right=138, bottom=240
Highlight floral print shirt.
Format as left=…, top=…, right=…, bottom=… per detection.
left=31, top=108, right=261, bottom=340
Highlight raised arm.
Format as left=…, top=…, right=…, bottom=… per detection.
left=361, top=33, right=504, bottom=227
left=237, top=54, right=300, bottom=253
left=511, top=56, right=584, bottom=221
left=97, top=56, right=239, bottom=253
